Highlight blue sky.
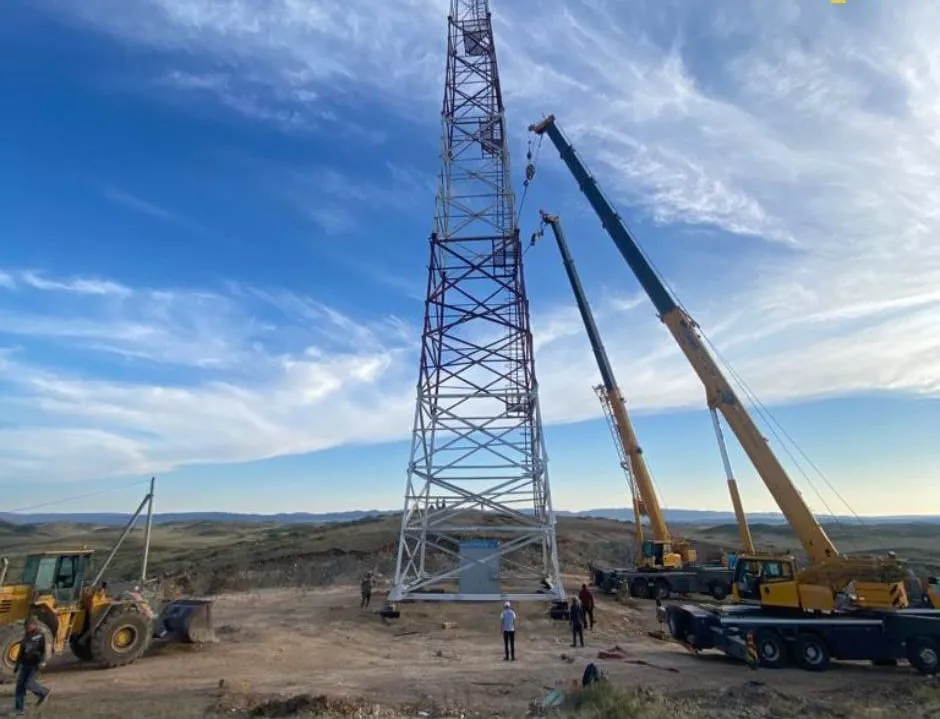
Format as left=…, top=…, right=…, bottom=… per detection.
left=1, top=0, right=938, bottom=517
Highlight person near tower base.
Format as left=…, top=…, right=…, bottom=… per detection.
left=500, top=601, right=517, bottom=661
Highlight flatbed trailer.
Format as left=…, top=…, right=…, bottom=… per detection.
left=591, top=564, right=733, bottom=600
left=665, top=602, right=940, bottom=674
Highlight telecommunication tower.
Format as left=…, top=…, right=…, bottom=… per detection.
left=389, top=0, right=564, bottom=603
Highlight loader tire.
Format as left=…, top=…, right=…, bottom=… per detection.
left=0, top=625, right=22, bottom=683
left=69, top=636, right=94, bottom=661
left=90, top=607, right=153, bottom=668
left=0, top=622, right=53, bottom=684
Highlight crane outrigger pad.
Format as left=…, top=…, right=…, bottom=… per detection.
left=154, top=597, right=216, bottom=644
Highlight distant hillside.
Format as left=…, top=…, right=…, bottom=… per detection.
left=1, top=507, right=938, bottom=527
left=568, top=508, right=940, bottom=525
left=0, top=509, right=388, bottom=526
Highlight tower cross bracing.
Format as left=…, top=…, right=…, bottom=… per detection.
left=389, top=0, right=564, bottom=603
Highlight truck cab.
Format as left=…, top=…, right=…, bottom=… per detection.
left=731, top=554, right=801, bottom=608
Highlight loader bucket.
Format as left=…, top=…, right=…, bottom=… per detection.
left=154, top=598, right=216, bottom=644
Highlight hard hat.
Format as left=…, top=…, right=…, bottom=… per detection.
left=504, top=601, right=511, bottom=608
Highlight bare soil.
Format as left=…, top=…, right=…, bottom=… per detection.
left=2, top=577, right=936, bottom=718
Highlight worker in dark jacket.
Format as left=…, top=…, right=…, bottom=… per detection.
left=578, top=583, right=595, bottom=629
left=360, top=574, right=373, bottom=609
left=14, top=619, right=51, bottom=713
left=569, top=597, right=585, bottom=648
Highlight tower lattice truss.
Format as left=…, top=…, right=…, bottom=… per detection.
left=389, top=0, right=564, bottom=603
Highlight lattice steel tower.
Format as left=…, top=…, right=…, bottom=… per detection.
left=389, top=0, right=564, bottom=603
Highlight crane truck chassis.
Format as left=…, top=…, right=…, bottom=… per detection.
left=665, top=601, right=940, bottom=674
left=591, top=563, right=733, bottom=601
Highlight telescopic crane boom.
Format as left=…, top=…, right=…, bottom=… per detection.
left=534, top=210, right=689, bottom=568
left=529, top=114, right=909, bottom=612
left=529, top=115, right=836, bottom=562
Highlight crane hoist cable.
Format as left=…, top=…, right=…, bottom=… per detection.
left=516, top=132, right=545, bottom=258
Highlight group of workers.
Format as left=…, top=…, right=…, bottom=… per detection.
left=361, top=572, right=598, bottom=660
left=500, top=583, right=595, bottom=660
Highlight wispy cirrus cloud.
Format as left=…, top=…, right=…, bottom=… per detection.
left=10, top=0, right=940, bottom=492
left=100, top=186, right=180, bottom=222
left=1, top=261, right=935, bottom=486
left=17, top=270, right=132, bottom=297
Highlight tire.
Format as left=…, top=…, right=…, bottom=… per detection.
left=710, top=582, right=728, bottom=601
left=907, top=636, right=940, bottom=676
left=90, top=607, right=154, bottom=668
left=0, top=622, right=53, bottom=684
left=69, top=636, right=94, bottom=661
left=666, top=607, right=688, bottom=642
left=794, top=633, right=830, bottom=672
left=654, top=579, right=671, bottom=600
left=630, top=578, right=649, bottom=599
left=0, top=625, right=23, bottom=683
left=755, top=630, right=787, bottom=669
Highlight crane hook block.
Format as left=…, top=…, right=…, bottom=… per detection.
left=525, top=163, right=536, bottom=182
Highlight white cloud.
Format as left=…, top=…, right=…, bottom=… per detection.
left=11, top=0, right=940, bottom=486
left=19, top=270, right=132, bottom=297
left=0, top=272, right=419, bottom=482
left=100, top=186, right=179, bottom=222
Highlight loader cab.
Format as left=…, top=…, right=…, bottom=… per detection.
left=20, top=552, right=91, bottom=604
left=731, top=555, right=799, bottom=608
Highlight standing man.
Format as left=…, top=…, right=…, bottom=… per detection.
left=569, top=597, right=585, bottom=648
left=360, top=573, right=373, bottom=609
left=499, top=600, right=517, bottom=661
left=14, top=618, right=51, bottom=714
left=578, top=583, right=595, bottom=629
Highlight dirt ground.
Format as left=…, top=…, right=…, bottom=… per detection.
left=1, top=578, right=937, bottom=718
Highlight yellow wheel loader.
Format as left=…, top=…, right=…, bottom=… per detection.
left=0, top=479, right=215, bottom=682
left=0, top=549, right=214, bottom=682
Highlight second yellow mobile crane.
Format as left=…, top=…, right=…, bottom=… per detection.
left=530, top=113, right=940, bottom=675
left=533, top=210, right=734, bottom=601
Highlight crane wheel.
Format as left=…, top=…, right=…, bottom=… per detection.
left=755, top=630, right=787, bottom=669
left=90, top=607, right=154, bottom=668
left=0, top=622, right=53, bottom=684
left=794, top=633, right=830, bottom=671
left=709, top=582, right=728, bottom=601
left=907, top=636, right=939, bottom=676
left=630, top=578, right=649, bottom=599
left=665, top=607, right=688, bottom=642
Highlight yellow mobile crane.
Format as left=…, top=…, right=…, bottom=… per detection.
left=533, top=211, right=734, bottom=601
left=529, top=114, right=940, bottom=675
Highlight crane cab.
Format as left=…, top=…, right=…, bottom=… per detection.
left=641, top=540, right=695, bottom=569
left=731, top=554, right=804, bottom=609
